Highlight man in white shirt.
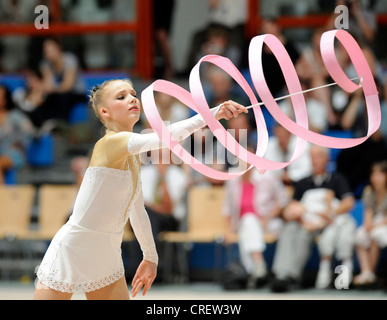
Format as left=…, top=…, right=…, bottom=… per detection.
left=265, top=124, right=313, bottom=186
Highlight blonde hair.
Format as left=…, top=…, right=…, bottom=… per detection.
left=88, top=78, right=133, bottom=125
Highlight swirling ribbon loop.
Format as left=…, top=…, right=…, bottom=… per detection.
left=141, top=29, right=381, bottom=180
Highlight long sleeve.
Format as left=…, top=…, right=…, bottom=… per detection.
left=129, top=189, right=159, bottom=265
left=127, top=105, right=220, bottom=155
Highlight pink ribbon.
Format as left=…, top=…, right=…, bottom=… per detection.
left=141, top=29, right=381, bottom=180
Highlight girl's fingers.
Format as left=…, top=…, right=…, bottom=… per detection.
left=132, top=280, right=143, bottom=297
left=132, top=276, right=155, bottom=297
left=223, top=101, right=248, bottom=117
left=131, top=275, right=138, bottom=287
left=142, top=279, right=153, bottom=296
left=233, top=102, right=248, bottom=114
left=223, top=108, right=234, bottom=119
left=227, top=105, right=239, bottom=117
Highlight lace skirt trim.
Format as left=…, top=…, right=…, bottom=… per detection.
left=36, top=268, right=125, bottom=294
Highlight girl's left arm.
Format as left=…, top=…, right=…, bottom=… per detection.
left=129, top=190, right=158, bottom=265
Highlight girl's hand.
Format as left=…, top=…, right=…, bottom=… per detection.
left=215, top=100, right=248, bottom=121
left=131, top=260, right=157, bottom=298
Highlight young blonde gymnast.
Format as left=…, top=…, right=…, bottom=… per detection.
left=33, top=78, right=248, bottom=300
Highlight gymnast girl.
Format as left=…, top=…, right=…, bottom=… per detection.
left=33, top=78, right=248, bottom=300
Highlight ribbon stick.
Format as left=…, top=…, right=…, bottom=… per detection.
left=141, top=29, right=381, bottom=180
left=245, top=76, right=363, bottom=110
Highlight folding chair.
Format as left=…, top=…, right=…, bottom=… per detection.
left=159, top=186, right=228, bottom=283
left=0, top=185, right=35, bottom=279
left=0, top=185, right=35, bottom=238
left=32, top=184, right=77, bottom=240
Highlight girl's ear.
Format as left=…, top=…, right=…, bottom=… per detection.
left=100, top=107, right=109, bottom=119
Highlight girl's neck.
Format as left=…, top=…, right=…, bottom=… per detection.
left=106, top=123, right=134, bottom=133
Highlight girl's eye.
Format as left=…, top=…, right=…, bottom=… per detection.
left=117, top=96, right=124, bottom=100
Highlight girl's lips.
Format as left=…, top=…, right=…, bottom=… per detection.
left=129, top=106, right=139, bottom=111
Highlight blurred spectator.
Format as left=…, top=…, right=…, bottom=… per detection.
left=14, top=38, right=87, bottom=129
left=40, top=37, right=85, bottom=96
left=336, top=80, right=387, bottom=196
left=205, top=68, right=249, bottom=112
left=354, top=161, right=387, bottom=287
left=339, top=33, right=381, bottom=88
left=13, top=69, right=45, bottom=115
left=270, top=145, right=355, bottom=292
left=225, top=112, right=256, bottom=170
left=154, top=92, right=190, bottom=124
left=315, top=191, right=357, bottom=289
left=12, top=68, right=48, bottom=129
left=0, top=85, right=34, bottom=184
left=131, top=148, right=188, bottom=280
left=188, top=158, right=227, bottom=188
left=240, top=17, right=300, bottom=98
left=153, top=0, right=175, bottom=79
left=223, top=144, right=288, bottom=286
left=295, top=27, right=341, bottom=126
left=381, top=74, right=387, bottom=146
left=327, top=0, right=377, bottom=47
left=193, top=26, right=242, bottom=79
left=265, top=124, right=312, bottom=187
left=71, top=155, right=89, bottom=190
left=279, top=78, right=329, bottom=134
left=183, top=127, right=222, bottom=187
left=260, top=17, right=300, bottom=98
left=184, top=0, right=247, bottom=75
left=208, top=0, right=247, bottom=46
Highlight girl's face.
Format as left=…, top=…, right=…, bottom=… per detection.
left=370, top=165, right=387, bottom=191
left=100, top=80, right=141, bottom=132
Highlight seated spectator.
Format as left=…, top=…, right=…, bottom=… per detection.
left=184, top=0, right=247, bottom=75
left=206, top=68, right=248, bottom=110
left=20, top=37, right=87, bottom=128
left=336, top=81, right=387, bottom=195
left=354, top=161, right=387, bottom=287
left=265, top=124, right=312, bottom=187
left=0, top=85, right=34, bottom=184
left=195, top=26, right=242, bottom=80
left=12, top=69, right=47, bottom=129
left=295, top=27, right=338, bottom=126
left=270, top=145, right=355, bottom=292
left=279, top=78, right=328, bottom=134
left=240, top=17, right=300, bottom=98
left=315, top=191, right=357, bottom=289
left=223, top=144, right=288, bottom=287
